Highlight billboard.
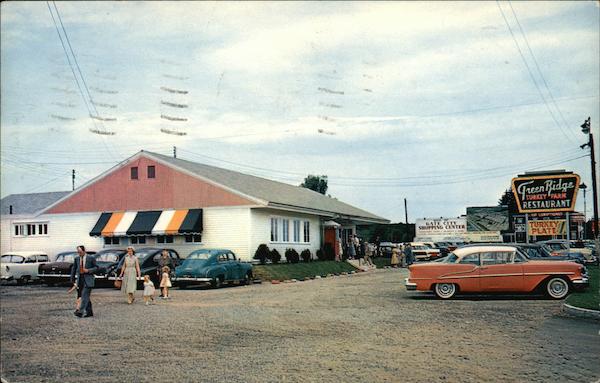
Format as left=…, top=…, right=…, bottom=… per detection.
left=511, top=173, right=580, bottom=213
left=415, top=218, right=467, bottom=240
left=466, top=206, right=509, bottom=232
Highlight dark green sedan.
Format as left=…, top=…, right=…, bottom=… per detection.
left=174, top=249, right=253, bottom=289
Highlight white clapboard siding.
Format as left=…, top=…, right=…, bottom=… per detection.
left=198, top=207, right=251, bottom=260
left=249, top=208, right=321, bottom=260
left=1, top=213, right=104, bottom=260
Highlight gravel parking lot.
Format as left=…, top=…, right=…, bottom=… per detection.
left=1, top=269, right=599, bottom=383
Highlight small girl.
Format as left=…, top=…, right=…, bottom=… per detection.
left=143, top=275, right=156, bottom=305
left=159, top=266, right=172, bottom=299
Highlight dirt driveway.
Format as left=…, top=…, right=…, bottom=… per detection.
left=1, top=269, right=599, bottom=383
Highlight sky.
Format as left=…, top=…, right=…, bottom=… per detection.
left=1, top=1, right=599, bottom=223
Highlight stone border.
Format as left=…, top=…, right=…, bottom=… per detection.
left=562, top=303, right=600, bottom=320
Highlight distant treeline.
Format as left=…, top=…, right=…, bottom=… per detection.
left=357, top=223, right=415, bottom=243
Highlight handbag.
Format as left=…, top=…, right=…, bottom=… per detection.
left=114, top=279, right=122, bottom=289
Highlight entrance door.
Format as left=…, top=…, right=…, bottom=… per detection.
left=324, top=227, right=338, bottom=258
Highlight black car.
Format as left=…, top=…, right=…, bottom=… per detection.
left=38, top=250, right=96, bottom=286
left=93, top=248, right=127, bottom=285
left=107, top=247, right=180, bottom=286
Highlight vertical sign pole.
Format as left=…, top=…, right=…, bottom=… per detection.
left=566, top=212, right=570, bottom=241
left=525, top=213, right=529, bottom=244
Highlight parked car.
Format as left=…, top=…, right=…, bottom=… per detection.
left=38, top=250, right=96, bottom=286
left=1, top=251, right=49, bottom=285
left=93, top=248, right=127, bottom=284
left=433, top=242, right=450, bottom=257
left=538, top=240, right=596, bottom=265
left=410, top=242, right=441, bottom=261
left=405, top=245, right=588, bottom=299
left=107, top=248, right=180, bottom=286
left=378, top=242, right=395, bottom=257
left=515, top=243, right=586, bottom=265
left=173, top=249, right=253, bottom=289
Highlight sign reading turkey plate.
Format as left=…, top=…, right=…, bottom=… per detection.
left=511, top=173, right=580, bottom=214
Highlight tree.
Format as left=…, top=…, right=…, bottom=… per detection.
left=498, top=188, right=518, bottom=215
left=300, top=175, right=328, bottom=195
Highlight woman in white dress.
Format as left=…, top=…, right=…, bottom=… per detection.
left=119, top=246, right=141, bottom=304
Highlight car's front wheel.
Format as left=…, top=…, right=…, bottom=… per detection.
left=546, top=277, right=569, bottom=299
left=434, top=283, right=457, bottom=299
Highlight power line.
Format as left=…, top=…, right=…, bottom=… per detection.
left=507, top=1, right=575, bottom=139
left=496, top=1, right=579, bottom=145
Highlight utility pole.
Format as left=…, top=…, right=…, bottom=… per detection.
left=404, top=198, right=408, bottom=225
left=580, top=117, right=599, bottom=240
left=72, top=169, right=75, bottom=191
left=173, top=146, right=177, bottom=158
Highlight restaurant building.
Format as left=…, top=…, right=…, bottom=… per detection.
left=1, top=150, right=388, bottom=259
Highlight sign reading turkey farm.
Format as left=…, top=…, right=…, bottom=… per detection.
left=511, top=173, right=580, bottom=213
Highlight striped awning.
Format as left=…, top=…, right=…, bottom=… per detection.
left=89, top=209, right=203, bottom=237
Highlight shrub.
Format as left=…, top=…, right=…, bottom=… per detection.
left=270, top=249, right=281, bottom=264
left=300, top=249, right=312, bottom=262
left=285, top=248, right=300, bottom=264
left=323, top=243, right=335, bottom=261
left=254, top=244, right=270, bottom=265
left=316, top=249, right=325, bottom=261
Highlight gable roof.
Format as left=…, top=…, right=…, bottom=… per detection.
left=145, top=151, right=388, bottom=223
left=1, top=191, right=71, bottom=216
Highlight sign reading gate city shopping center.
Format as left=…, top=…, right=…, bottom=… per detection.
left=415, top=218, right=467, bottom=239
left=511, top=173, right=580, bottom=214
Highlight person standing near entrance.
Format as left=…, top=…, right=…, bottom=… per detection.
left=70, top=245, right=98, bottom=318
left=404, top=243, right=414, bottom=266
left=120, top=246, right=141, bottom=304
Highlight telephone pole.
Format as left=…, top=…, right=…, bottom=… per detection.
left=404, top=198, right=408, bottom=224
left=580, top=117, right=599, bottom=239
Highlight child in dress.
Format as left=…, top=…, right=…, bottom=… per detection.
left=160, top=266, right=172, bottom=299
left=143, top=275, right=155, bottom=305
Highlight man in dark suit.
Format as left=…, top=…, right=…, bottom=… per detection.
left=70, top=245, right=98, bottom=318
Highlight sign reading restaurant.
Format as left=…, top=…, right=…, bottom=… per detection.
left=511, top=172, right=580, bottom=214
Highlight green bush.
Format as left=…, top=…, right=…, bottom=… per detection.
left=316, top=249, right=325, bottom=261
left=270, top=249, right=281, bottom=264
left=285, top=248, right=300, bottom=264
left=254, top=244, right=270, bottom=265
left=300, top=249, right=312, bottom=262
left=323, top=243, right=335, bottom=261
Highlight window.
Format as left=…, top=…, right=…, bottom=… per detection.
left=459, top=254, right=480, bottom=265
left=130, top=236, right=146, bottom=245
left=270, top=218, right=279, bottom=242
left=303, top=221, right=310, bottom=242
left=147, top=165, right=156, bottom=179
left=131, top=167, right=138, bottom=180
left=293, top=220, right=300, bottom=242
left=25, top=256, right=37, bottom=263
left=282, top=219, right=289, bottom=242
left=157, top=235, right=174, bottom=244
left=104, top=237, right=120, bottom=245
left=13, top=223, right=48, bottom=237
left=184, top=234, right=202, bottom=243
left=37, top=255, right=48, bottom=262
left=481, top=251, right=512, bottom=265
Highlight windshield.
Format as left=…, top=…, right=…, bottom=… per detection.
left=545, top=243, right=567, bottom=250
left=96, top=252, right=122, bottom=263
left=1, top=255, right=25, bottom=263
left=442, top=253, right=458, bottom=263
left=187, top=250, right=213, bottom=260
left=413, top=245, right=428, bottom=250
left=55, top=254, right=75, bottom=263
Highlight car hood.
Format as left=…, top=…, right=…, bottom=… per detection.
left=176, top=260, right=210, bottom=275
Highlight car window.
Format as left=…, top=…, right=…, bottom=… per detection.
left=228, top=252, right=236, bottom=261
left=217, top=253, right=227, bottom=262
left=481, top=251, right=512, bottom=265
left=55, top=254, right=75, bottom=263
left=459, top=254, right=480, bottom=265
left=37, top=255, right=48, bottom=262
left=1, top=255, right=13, bottom=263
left=514, top=251, right=527, bottom=263
left=95, top=252, right=121, bottom=263
left=523, top=248, right=540, bottom=258
left=443, top=253, right=458, bottom=263
left=24, top=256, right=37, bottom=263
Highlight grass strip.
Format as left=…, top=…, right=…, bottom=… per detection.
left=566, top=267, right=599, bottom=311
left=253, top=261, right=357, bottom=281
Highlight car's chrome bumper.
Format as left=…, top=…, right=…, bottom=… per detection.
left=38, top=274, right=70, bottom=279
left=572, top=277, right=589, bottom=288
left=405, top=278, right=417, bottom=290
left=173, top=277, right=212, bottom=283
